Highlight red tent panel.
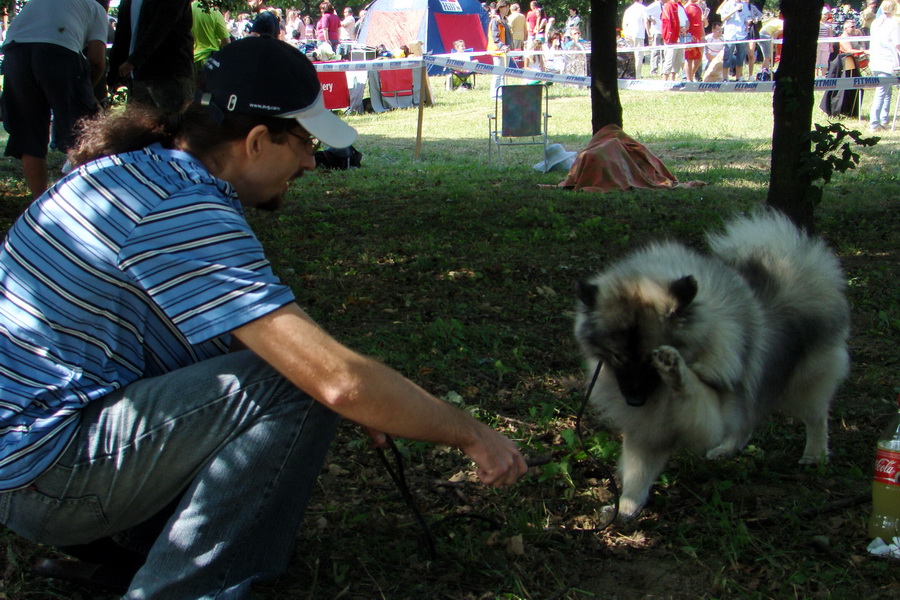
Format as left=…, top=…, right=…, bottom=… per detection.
left=433, top=13, right=490, bottom=65
left=365, top=10, right=426, bottom=49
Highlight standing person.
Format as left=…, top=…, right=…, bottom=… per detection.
left=508, top=3, right=527, bottom=51
left=525, top=1, right=540, bottom=41
left=487, top=0, right=512, bottom=100
left=646, top=0, right=664, bottom=75
left=718, top=0, right=753, bottom=81
left=868, top=1, right=900, bottom=131
left=743, top=1, right=763, bottom=79
left=622, top=0, right=649, bottom=79
left=683, top=0, right=707, bottom=82
left=661, top=0, right=685, bottom=82
left=248, top=0, right=281, bottom=38
left=816, top=7, right=835, bottom=77
left=303, top=13, right=316, bottom=41
left=354, top=8, right=367, bottom=39
left=0, top=36, right=529, bottom=598
left=109, top=0, right=194, bottom=112
left=757, top=11, right=783, bottom=75
left=317, top=2, right=341, bottom=49
left=191, top=0, right=230, bottom=79
left=564, top=7, right=580, bottom=42
left=339, top=6, right=356, bottom=42
left=1, top=0, right=108, bottom=200
left=861, top=0, right=878, bottom=40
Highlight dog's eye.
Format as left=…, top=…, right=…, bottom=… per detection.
left=604, top=352, right=626, bottom=367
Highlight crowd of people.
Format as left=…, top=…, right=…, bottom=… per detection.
left=619, top=0, right=899, bottom=90
left=2, top=0, right=895, bottom=199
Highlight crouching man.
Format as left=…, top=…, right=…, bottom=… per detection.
left=0, top=36, right=528, bottom=599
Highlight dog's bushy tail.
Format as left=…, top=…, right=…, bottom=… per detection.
left=706, top=209, right=846, bottom=299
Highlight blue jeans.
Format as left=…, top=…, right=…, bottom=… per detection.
left=722, top=40, right=747, bottom=70
left=870, top=71, right=893, bottom=127
left=0, top=350, right=339, bottom=599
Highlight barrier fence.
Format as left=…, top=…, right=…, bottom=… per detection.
left=313, top=53, right=900, bottom=94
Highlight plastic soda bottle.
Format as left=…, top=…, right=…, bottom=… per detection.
left=868, top=393, right=900, bottom=541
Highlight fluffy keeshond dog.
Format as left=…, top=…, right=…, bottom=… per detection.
left=574, top=211, right=850, bottom=519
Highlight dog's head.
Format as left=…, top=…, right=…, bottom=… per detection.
left=574, top=274, right=697, bottom=407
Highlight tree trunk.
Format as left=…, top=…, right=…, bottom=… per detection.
left=767, top=0, right=825, bottom=232
left=590, top=0, right=623, bottom=133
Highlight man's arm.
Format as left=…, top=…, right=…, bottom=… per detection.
left=233, top=303, right=528, bottom=487
left=718, top=1, right=739, bottom=21
left=127, top=0, right=191, bottom=70
left=85, top=39, right=107, bottom=86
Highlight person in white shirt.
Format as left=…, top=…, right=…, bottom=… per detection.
left=339, top=6, right=356, bottom=41
left=622, top=0, right=649, bottom=79
left=868, top=1, right=900, bottom=131
left=1, top=0, right=108, bottom=199
left=718, top=0, right=761, bottom=81
left=645, top=0, right=663, bottom=74
left=701, top=20, right=726, bottom=81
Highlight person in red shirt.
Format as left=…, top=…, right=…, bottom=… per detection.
left=683, top=0, right=707, bottom=81
left=525, top=1, right=541, bottom=41
left=316, top=1, right=341, bottom=48
left=660, top=0, right=684, bottom=81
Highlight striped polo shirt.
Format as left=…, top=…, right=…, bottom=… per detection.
left=0, top=144, right=295, bottom=491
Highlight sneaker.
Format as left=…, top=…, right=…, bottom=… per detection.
left=869, top=123, right=883, bottom=132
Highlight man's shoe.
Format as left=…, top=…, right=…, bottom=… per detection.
left=33, top=557, right=137, bottom=595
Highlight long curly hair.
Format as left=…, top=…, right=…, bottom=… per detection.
left=68, top=103, right=297, bottom=168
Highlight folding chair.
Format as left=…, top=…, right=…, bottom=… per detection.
left=378, top=69, right=414, bottom=98
left=446, top=47, right=477, bottom=90
left=487, top=84, right=551, bottom=166
left=314, top=65, right=351, bottom=110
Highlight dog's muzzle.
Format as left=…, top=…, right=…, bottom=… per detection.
left=614, top=363, right=661, bottom=407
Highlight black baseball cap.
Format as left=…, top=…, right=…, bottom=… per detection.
left=199, top=36, right=358, bottom=149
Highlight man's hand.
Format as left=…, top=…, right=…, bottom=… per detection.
left=461, top=424, right=529, bottom=488
left=361, top=426, right=389, bottom=448
left=119, top=61, right=135, bottom=78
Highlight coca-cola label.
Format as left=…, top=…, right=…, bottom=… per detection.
left=873, top=448, right=900, bottom=486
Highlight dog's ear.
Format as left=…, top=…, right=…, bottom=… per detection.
left=669, top=275, right=697, bottom=312
left=576, top=280, right=598, bottom=309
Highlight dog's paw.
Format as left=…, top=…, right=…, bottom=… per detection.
left=799, top=452, right=830, bottom=466
left=652, top=345, right=686, bottom=391
left=602, top=502, right=641, bottom=524
left=705, top=446, right=734, bottom=460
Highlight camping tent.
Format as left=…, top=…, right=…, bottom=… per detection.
left=356, top=0, right=491, bottom=74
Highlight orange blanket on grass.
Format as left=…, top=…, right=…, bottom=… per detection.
left=559, top=124, right=706, bottom=192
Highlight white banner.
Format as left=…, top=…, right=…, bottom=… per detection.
left=310, top=54, right=900, bottom=93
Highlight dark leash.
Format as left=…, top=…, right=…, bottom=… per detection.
left=375, top=360, right=619, bottom=560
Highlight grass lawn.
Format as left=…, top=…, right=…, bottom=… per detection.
left=1, top=77, right=898, bottom=600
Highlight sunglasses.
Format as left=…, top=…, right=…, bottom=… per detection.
left=287, top=130, right=322, bottom=155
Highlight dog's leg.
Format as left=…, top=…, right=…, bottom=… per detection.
left=612, top=435, right=673, bottom=520
left=651, top=345, right=688, bottom=394
left=782, top=345, right=849, bottom=465
left=652, top=346, right=734, bottom=459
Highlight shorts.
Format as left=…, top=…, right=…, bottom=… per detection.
left=2, top=43, right=98, bottom=159
left=662, top=46, right=684, bottom=75
left=722, top=40, right=747, bottom=69
left=759, top=33, right=773, bottom=60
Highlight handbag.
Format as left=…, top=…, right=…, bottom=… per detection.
left=314, top=145, right=362, bottom=170
left=853, top=51, right=869, bottom=70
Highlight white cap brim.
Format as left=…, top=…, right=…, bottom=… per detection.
left=534, top=148, right=578, bottom=173
left=283, top=93, right=358, bottom=149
